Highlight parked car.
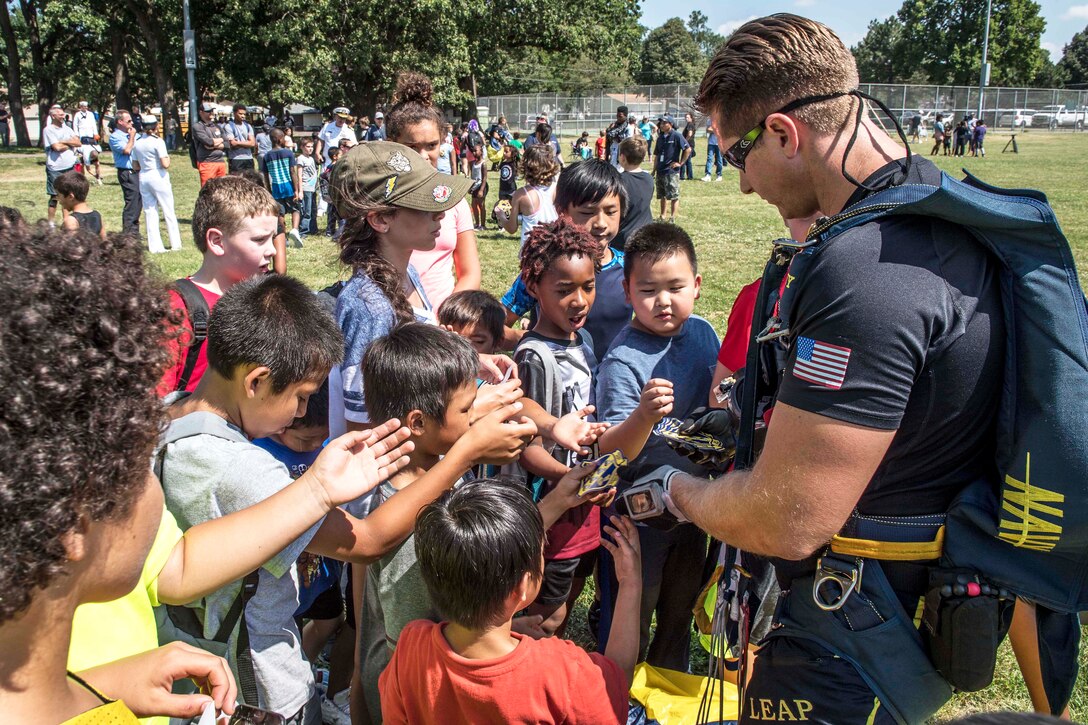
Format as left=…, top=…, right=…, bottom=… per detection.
left=996, top=109, right=1035, bottom=129
left=1031, top=105, right=1086, bottom=130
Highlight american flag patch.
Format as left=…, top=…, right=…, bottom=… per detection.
left=793, top=337, right=851, bottom=389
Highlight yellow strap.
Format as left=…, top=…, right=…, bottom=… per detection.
left=830, top=525, right=944, bottom=561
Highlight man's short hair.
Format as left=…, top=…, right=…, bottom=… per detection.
left=415, top=478, right=545, bottom=629
left=617, top=105, right=629, bottom=116
left=191, top=176, right=279, bottom=252
left=623, top=221, right=698, bottom=279
left=693, top=14, right=859, bottom=138
left=53, top=170, right=89, bottom=202
left=0, top=225, right=169, bottom=624
left=436, top=290, right=506, bottom=349
left=115, top=109, right=132, bottom=122
left=619, top=136, right=647, bottom=165
left=555, top=158, right=628, bottom=215
left=270, top=128, right=285, bottom=146
left=206, top=274, right=343, bottom=393
left=362, top=322, right=478, bottom=423
left=232, top=103, right=247, bottom=113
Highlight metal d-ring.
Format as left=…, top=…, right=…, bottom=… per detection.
left=812, top=557, right=864, bottom=612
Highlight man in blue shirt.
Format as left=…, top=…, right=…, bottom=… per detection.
left=108, top=110, right=142, bottom=235
left=651, top=115, right=690, bottom=223
left=366, top=111, right=386, bottom=141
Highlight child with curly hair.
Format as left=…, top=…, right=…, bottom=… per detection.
left=494, top=143, right=560, bottom=247
left=0, top=225, right=240, bottom=723
left=511, top=219, right=670, bottom=638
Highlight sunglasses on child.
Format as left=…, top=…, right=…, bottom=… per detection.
left=724, top=91, right=852, bottom=171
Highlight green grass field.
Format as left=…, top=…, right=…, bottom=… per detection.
left=3, top=132, right=1086, bottom=721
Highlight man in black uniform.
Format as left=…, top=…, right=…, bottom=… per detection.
left=659, top=14, right=1005, bottom=723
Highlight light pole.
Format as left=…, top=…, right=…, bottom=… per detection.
left=977, top=0, right=993, bottom=122
left=182, top=0, right=198, bottom=134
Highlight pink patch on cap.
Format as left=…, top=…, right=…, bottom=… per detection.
left=432, top=185, right=452, bottom=203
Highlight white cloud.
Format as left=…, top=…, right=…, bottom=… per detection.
left=795, top=0, right=816, bottom=6
left=1064, top=4, right=1088, bottom=19
left=1042, top=41, right=1061, bottom=62
left=718, top=16, right=758, bottom=36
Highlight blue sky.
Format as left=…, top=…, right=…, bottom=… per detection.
left=641, top=1, right=1088, bottom=62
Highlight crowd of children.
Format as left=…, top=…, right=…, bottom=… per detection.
left=0, top=77, right=745, bottom=725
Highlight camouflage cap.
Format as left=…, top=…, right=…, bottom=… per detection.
left=330, top=141, right=471, bottom=218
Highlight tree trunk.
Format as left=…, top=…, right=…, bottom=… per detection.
left=0, top=3, right=32, bottom=145
left=125, top=0, right=177, bottom=123
left=110, top=23, right=133, bottom=112
left=19, top=0, right=54, bottom=142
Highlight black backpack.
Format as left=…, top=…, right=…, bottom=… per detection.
left=172, top=278, right=209, bottom=392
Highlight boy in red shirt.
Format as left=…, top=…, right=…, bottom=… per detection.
left=157, top=176, right=279, bottom=395
left=379, top=480, right=642, bottom=725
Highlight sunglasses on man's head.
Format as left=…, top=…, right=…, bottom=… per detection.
left=723, top=91, right=852, bottom=172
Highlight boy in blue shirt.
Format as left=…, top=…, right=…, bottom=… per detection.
left=595, top=222, right=719, bottom=671
left=501, top=159, right=634, bottom=361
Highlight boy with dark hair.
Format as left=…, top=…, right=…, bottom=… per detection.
left=161, top=276, right=533, bottom=721
left=615, top=136, right=653, bottom=251
left=54, top=169, right=105, bottom=239
left=595, top=222, right=718, bottom=672
left=157, top=176, right=280, bottom=396
left=501, top=159, right=634, bottom=361
left=437, top=289, right=506, bottom=354
left=225, top=103, right=257, bottom=172
left=357, top=323, right=607, bottom=721
left=651, top=115, right=690, bottom=223
left=298, top=138, right=320, bottom=236
left=262, top=127, right=303, bottom=247
left=512, top=218, right=671, bottom=638
left=379, top=479, right=643, bottom=724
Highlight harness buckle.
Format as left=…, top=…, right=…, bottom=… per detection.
left=812, top=556, right=863, bottom=611
left=755, top=317, right=790, bottom=343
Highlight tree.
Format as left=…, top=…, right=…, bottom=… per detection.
left=637, top=17, right=704, bottom=85
left=853, top=17, right=909, bottom=84
left=687, top=10, right=725, bottom=59
left=851, top=0, right=1048, bottom=86
left=1058, top=25, right=1088, bottom=85
left=0, top=3, right=32, bottom=145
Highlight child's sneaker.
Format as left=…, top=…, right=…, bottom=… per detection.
left=701, top=173, right=712, bottom=182
left=320, top=689, right=351, bottom=725
left=714, top=175, right=723, bottom=182
left=288, top=228, right=303, bottom=248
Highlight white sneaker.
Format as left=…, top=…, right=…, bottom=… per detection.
left=701, top=174, right=712, bottom=182
left=320, top=689, right=351, bottom=725
left=714, top=175, right=723, bottom=182
left=288, top=228, right=303, bottom=248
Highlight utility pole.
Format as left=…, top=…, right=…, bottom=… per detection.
left=977, top=0, right=993, bottom=121
left=182, top=0, right=198, bottom=132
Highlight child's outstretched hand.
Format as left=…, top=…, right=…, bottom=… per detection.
left=308, top=419, right=414, bottom=508
left=637, top=378, right=674, bottom=423
left=548, top=405, right=611, bottom=455
left=601, top=515, right=642, bottom=587
left=471, top=378, right=523, bottom=423
left=478, top=353, right=519, bottom=383
left=461, top=401, right=537, bottom=465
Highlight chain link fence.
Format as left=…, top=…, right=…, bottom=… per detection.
left=478, top=83, right=1088, bottom=136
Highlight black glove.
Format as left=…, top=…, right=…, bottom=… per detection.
left=663, top=406, right=739, bottom=471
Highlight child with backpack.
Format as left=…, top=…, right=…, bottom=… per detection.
left=156, top=176, right=279, bottom=396
left=500, top=159, right=635, bottom=362
left=261, top=128, right=304, bottom=248
left=511, top=218, right=672, bottom=637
